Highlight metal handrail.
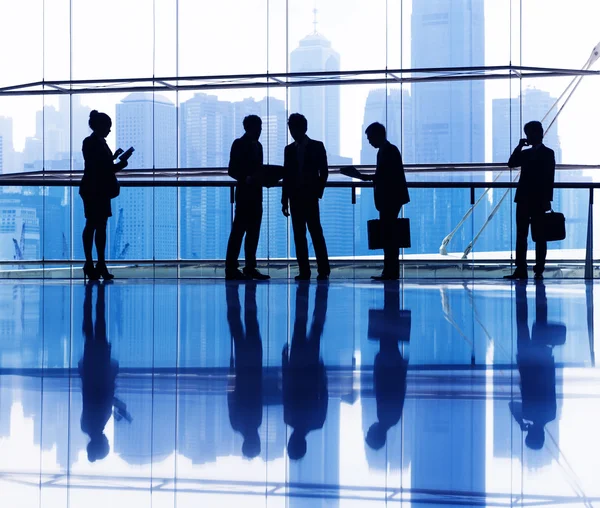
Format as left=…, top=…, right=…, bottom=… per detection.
left=0, top=164, right=599, bottom=187
left=3, top=64, right=600, bottom=96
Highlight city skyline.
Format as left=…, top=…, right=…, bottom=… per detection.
left=0, top=5, right=579, bottom=264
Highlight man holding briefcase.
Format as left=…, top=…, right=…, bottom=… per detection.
left=346, top=122, right=410, bottom=280
left=505, top=121, right=556, bottom=281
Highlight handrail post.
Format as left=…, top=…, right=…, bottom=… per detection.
left=585, top=187, right=594, bottom=279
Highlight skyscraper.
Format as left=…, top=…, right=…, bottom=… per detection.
left=0, top=116, right=14, bottom=174
left=24, top=96, right=90, bottom=167
left=360, top=89, right=414, bottom=166
left=179, top=93, right=234, bottom=260
left=411, top=1, right=484, bottom=164
left=408, top=0, right=485, bottom=255
left=114, top=93, right=177, bottom=261
left=492, top=88, right=562, bottom=164
left=179, top=93, right=288, bottom=260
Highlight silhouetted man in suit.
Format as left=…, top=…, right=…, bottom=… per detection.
left=510, top=282, right=560, bottom=450
left=365, top=283, right=410, bottom=450
left=282, top=113, right=330, bottom=281
left=282, top=283, right=329, bottom=460
left=226, top=115, right=270, bottom=281
left=348, top=123, right=410, bottom=280
left=505, top=121, right=556, bottom=280
left=226, top=282, right=263, bottom=459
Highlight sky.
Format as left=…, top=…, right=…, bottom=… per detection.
left=1, top=0, right=600, bottom=164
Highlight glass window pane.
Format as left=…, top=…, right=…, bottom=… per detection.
left=178, top=0, right=267, bottom=76
left=0, top=1, right=43, bottom=87
left=72, top=0, right=154, bottom=79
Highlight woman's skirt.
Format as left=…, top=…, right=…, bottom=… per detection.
left=81, top=194, right=112, bottom=221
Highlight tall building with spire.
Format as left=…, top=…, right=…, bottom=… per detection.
left=289, top=15, right=352, bottom=257
left=290, top=11, right=343, bottom=163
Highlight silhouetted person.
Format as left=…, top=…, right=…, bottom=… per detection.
left=282, top=113, right=330, bottom=281
left=79, top=283, right=118, bottom=462
left=365, top=283, right=410, bottom=450
left=505, top=121, right=556, bottom=280
left=80, top=110, right=130, bottom=281
left=226, top=282, right=263, bottom=458
left=347, top=123, right=410, bottom=280
left=509, top=282, right=561, bottom=450
left=226, top=115, right=270, bottom=281
left=282, top=283, right=329, bottom=459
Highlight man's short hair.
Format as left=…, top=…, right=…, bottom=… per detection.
left=365, top=122, right=386, bottom=138
left=243, top=115, right=262, bottom=131
left=524, top=120, right=543, bottom=137
left=288, top=113, right=308, bottom=132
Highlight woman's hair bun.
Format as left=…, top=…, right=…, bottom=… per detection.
left=88, top=110, right=110, bottom=131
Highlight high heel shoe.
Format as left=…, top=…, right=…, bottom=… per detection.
left=83, top=262, right=99, bottom=282
left=96, top=262, right=115, bottom=281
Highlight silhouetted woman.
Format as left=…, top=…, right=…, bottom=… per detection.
left=80, top=110, right=128, bottom=281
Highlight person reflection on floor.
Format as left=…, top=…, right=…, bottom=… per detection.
left=226, top=281, right=263, bottom=459
left=510, top=282, right=565, bottom=450
left=79, top=283, right=130, bottom=463
left=365, top=282, right=410, bottom=450
left=283, top=283, right=329, bottom=460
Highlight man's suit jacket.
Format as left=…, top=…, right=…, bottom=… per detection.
left=228, top=134, right=264, bottom=203
left=282, top=137, right=328, bottom=204
left=508, top=144, right=555, bottom=210
left=282, top=354, right=328, bottom=434
left=374, top=141, right=410, bottom=213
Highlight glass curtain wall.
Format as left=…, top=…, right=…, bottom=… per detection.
left=0, top=0, right=599, bottom=273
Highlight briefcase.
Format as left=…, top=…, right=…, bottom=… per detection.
left=532, top=322, right=567, bottom=346
left=368, top=309, right=411, bottom=342
left=531, top=210, right=566, bottom=242
left=367, top=218, right=411, bottom=250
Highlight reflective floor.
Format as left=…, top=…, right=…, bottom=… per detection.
left=0, top=278, right=598, bottom=507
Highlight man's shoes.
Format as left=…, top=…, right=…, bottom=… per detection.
left=295, top=274, right=311, bottom=282
left=316, top=274, right=329, bottom=282
left=225, top=269, right=250, bottom=281
left=504, top=271, right=528, bottom=280
left=533, top=273, right=544, bottom=280
left=243, top=268, right=270, bottom=281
